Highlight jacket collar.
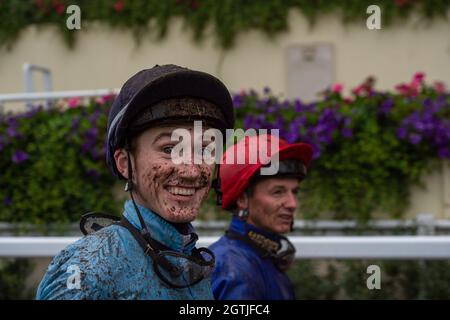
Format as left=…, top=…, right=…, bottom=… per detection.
left=123, top=200, right=197, bottom=254
left=228, top=215, right=283, bottom=254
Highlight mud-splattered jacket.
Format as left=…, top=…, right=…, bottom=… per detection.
left=209, top=216, right=295, bottom=300
left=36, top=200, right=213, bottom=300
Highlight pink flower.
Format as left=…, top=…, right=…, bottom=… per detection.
left=351, top=76, right=376, bottom=97
left=410, top=72, right=425, bottom=90
left=331, top=83, right=343, bottom=94
left=395, top=0, right=408, bottom=7
left=51, top=0, right=65, bottom=15
left=68, top=97, right=81, bottom=108
left=190, top=0, right=200, bottom=9
left=344, top=97, right=353, bottom=104
left=395, top=73, right=426, bottom=97
left=433, top=81, right=446, bottom=94
left=352, top=85, right=364, bottom=96
left=113, top=0, right=124, bottom=12
left=413, top=72, right=425, bottom=83
left=34, top=0, right=45, bottom=9
left=395, top=84, right=409, bottom=95
left=97, top=93, right=116, bottom=105
left=395, top=83, right=418, bottom=97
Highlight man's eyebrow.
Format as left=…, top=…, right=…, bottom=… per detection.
left=153, top=132, right=175, bottom=144
left=270, top=185, right=287, bottom=190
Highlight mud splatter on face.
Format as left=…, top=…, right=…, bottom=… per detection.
left=130, top=125, right=215, bottom=223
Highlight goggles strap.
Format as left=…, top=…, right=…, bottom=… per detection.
left=225, top=228, right=295, bottom=271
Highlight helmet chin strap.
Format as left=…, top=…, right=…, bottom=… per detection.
left=124, top=146, right=152, bottom=242
left=212, top=163, right=222, bottom=206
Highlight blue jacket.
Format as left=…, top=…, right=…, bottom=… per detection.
left=209, top=216, right=296, bottom=300
left=36, top=200, right=213, bottom=300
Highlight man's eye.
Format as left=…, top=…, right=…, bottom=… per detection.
left=163, top=146, right=173, bottom=154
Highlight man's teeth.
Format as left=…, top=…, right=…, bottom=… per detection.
left=167, top=187, right=195, bottom=196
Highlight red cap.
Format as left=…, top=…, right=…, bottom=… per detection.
left=219, top=134, right=313, bottom=210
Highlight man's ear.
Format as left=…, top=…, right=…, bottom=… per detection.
left=236, top=192, right=249, bottom=210
left=114, top=149, right=129, bottom=180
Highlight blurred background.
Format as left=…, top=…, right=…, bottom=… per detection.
left=0, top=0, right=449, bottom=299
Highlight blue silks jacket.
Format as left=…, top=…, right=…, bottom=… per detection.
left=36, top=200, right=213, bottom=300
left=209, top=216, right=296, bottom=300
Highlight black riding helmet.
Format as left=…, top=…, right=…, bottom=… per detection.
left=106, top=64, right=235, bottom=179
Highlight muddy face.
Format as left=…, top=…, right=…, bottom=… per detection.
left=130, top=124, right=214, bottom=223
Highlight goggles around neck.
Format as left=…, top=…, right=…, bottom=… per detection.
left=226, top=226, right=296, bottom=272
left=80, top=212, right=215, bottom=289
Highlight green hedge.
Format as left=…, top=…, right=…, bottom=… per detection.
left=235, top=74, right=449, bottom=220
left=2, top=258, right=450, bottom=299
left=288, top=259, right=450, bottom=299
left=0, top=0, right=449, bottom=50
left=0, top=259, right=34, bottom=300
left=0, top=96, right=120, bottom=228
left=0, top=74, right=448, bottom=225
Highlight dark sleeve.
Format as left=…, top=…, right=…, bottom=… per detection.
left=211, top=249, right=267, bottom=300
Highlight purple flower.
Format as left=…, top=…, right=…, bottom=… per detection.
left=23, top=107, right=40, bottom=119
left=88, top=112, right=100, bottom=125
left=7, top=126, right=20, bottom=138
left=396, top=127, right=407, bottom=139
left=294, top=99, right=304, bottom=112
left=71, top=117, right=81, bottom=131
left=413, top=121, right=425, bottom=132
left=281, top=100, right=290, bottom=110
left=438, top=147, right=450, bottom=159
left=232, top=95, right=243, bottom=108
left=267, top=106, right=276, bottom=114
left=85, top=127, right=98, bottom=139
left=243, top=115, right=253, bottom=129
left=81, top=141, right=95, bottom=153
left=409, top=133, right=422, bottom=145
left=263, top=87, right=271, bottom=95
left=274, top=116, right=285, bottom=129
left=90, top=148, right=100, bottom=160
left=7, top=117, right=18, bottom=127
left=310, top=143, right=321, bottom=160
left=0, top=135, right=5, bottom=151
left=3, top=197, right=12, bottom=206
left=86, top=169, right=100, bottom=180
left=341, top=128, right=353, bottom=138
left=255, top=100, right=263, bottom=109
left=285, top=131, right=299, bottom=143
left=12, top=150, right=29, bottom=164
left=380, top=99, right=394, bottom=114
left=343, top=117, right=352, bottom=127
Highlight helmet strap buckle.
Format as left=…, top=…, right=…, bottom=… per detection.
left=238, top=209, right=249, bottom=219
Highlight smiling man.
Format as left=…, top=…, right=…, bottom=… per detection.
left=209, top=134, right=313, bottom=300
left=36, top=64, right=234, bottom=299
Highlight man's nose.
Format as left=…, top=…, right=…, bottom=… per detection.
left=283, top=192, right=298, bottom=211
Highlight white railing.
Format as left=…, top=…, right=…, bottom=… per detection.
left=1, top=236, right=450, bottom=259
left=0, top=63, right=120, bottom=110
left=0, top=89, right=120, bottom=103
left=1, top=214, right=445, bottom=236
